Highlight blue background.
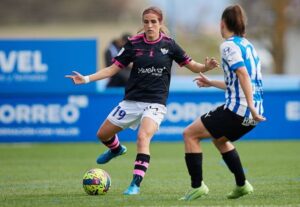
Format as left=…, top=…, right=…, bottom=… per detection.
left=0, top=90, right=299, bottom=143
left=0, top=39, right=97, bottom=94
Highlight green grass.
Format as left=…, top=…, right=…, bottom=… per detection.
left=0, top=141, right=300, bottom=207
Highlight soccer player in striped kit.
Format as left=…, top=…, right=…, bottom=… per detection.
left=180, top=4, right=266, bottom=201
left=66, top=6, right=218, bottom=195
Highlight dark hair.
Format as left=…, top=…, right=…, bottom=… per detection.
left=221, top=4, right=247, bottom=37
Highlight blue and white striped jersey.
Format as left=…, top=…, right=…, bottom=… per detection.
left=220, top=36, right=264, bottom=118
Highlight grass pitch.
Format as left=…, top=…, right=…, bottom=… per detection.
left=0, top=141, right=300, bottom=207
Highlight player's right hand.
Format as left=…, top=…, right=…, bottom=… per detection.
left=193, top=72, right=212, bottom=88
left=249, top=106, right=267, bottom=122
left=65, top=71, right=85, bottom=84
left=253, top=114, right=267, bottom=122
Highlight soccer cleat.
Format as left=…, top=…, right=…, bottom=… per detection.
left=96, top=145, right=127, bottom=164
left=123, top=184, right=140, bottom=195
left=227, top=180, right=254, bottom=199
left=179, top=181, right=209, bottom=201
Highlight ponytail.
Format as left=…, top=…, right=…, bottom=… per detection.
left=222, top=4, right=247, bottom=37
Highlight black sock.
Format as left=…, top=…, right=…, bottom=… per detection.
left=102, top=135, right=122, bottom=154
left=185, top=153, right=203, bottom=188
left=132, top=153, right=150, bottom=187
left=222, top=149, right=246, bottom=186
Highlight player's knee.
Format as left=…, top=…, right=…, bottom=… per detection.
left=212, top=138, right=234, bottom=152
left=137, top=132, right=150, bottom=148
left=183, top=127, right=196, bottom=143
left=96, top=129, right=110, bottom=141
left=212, top=138, right=221, bottom=148
left=182, top=127, right=190, bottom=140
left=137, top=131, right=149, bottom=142
left=96, top=129, right=102, bottom=139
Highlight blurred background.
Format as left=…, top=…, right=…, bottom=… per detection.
left=0, top=0, right=299, bottom=142
left=0, top=2, right=299, bottom=206
left=0, top=0, right=299, bottom=74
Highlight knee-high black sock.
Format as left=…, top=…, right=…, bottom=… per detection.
left=132, top=153, right=150, bottom=187
left=185, top=153, right=203, bottom=188
left=222, top=149, right=246, bottom=186
left=101, top=134, right=122, bottom=154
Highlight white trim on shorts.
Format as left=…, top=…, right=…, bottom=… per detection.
left=107, top=100, right=167, bottom=130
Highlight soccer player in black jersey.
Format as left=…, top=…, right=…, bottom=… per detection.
left=66, top=6, right=218, bottom=195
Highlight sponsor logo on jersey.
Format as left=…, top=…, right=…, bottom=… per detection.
left=223, top=47, right=231, bottom=56
left=223, top=47, right=238, bottom=64
left=137, top=66, right=166, bottom=76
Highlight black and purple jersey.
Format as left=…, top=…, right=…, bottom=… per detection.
left=113, top=33, right=191, bottom=105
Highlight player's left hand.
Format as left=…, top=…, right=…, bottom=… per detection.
left=249, top=106, right=266, bottom=122
left=204, top=57, right=219, bottom=71
left=253, top=114, right=266, bottom=122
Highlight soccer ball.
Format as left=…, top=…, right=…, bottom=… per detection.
left=82, top=168, right=111, bottom=195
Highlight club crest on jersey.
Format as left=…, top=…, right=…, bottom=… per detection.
left=160, top=48, right=169, bottom=55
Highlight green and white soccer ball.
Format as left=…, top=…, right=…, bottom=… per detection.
left=82, top=168, right=111, bottom=195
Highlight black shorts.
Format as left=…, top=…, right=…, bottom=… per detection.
left=201, top=104, right=256, bottom=142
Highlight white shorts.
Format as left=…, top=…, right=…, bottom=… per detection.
left=107, top=100, right=167, bottom=130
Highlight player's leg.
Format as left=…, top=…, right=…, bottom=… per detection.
left=213, top=137, right=246, bottom=185
left=213, top=138, right=253, bottom=198
left=96, top=119, right=127, bottom=164
left=97, top=101, right=143, bottom=164
left=213, top=109, right=254, bottom=199
left=179, top=118, right=210, bottom=201
left=123, top=117, right=157, bottom=195
left=124, top=103, right=166, bottom=195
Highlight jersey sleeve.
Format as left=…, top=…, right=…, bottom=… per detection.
left=221, top=41, right=245, bottom=71
left=112, top=41, right=133, bottom=68
left=171, top=40, right=192, bottom=67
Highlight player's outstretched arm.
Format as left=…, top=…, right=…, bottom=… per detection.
left=65, top=64, right=122, bottom=84
left=194, top=72, right=226, bottom=90
left=185, top=57, right=219, bottom=73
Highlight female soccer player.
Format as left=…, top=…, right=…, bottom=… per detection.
left=180, top=4, right=266, bottom=201
left=66, top=6, right=218, bottom=195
